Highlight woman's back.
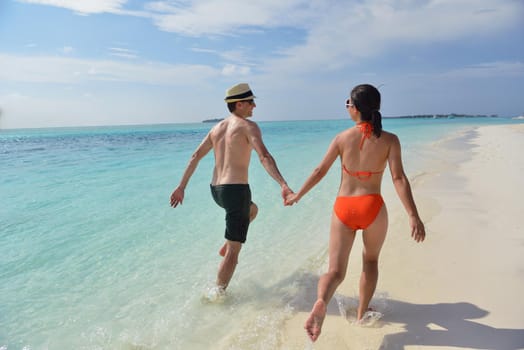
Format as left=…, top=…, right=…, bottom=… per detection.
left=337, top=125, right=396, bottom=197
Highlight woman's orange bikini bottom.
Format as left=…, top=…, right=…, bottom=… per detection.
left=334, top=194, right=384, bottom=230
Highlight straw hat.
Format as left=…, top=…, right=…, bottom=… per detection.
left=224, top=83, right=256, bottom=103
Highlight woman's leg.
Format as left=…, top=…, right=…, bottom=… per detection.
left=357, top=204, right=388, bottom=320
left=305, top=212, right=356, bottom=341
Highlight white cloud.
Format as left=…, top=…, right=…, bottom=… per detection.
left=17, top=0, right=152, bottom=17
left=0, top=53, right=220, bottom=85
left=133, top=0, right=523, bottom=77
left=17, top=0, right=128, bottom=14
left=219, top=49, right=253, bottom=65
left=191, top=47, right=255, bottom=68
left=190, top=47, right=217, bottom=55
left=149, top=0, right=310, bottom=36
left=221, top=64, right=251, bottom=76
left=439, top=61, right=524, bottom=79
left=20, top=0, right=522, bottom=77
left=261, top=0, right=524, bottom=74
left=145, top=0, right=523, bottom=45
left=61, top=46, right=74, bottom=54
left=109, top=47, right=139, bottom=59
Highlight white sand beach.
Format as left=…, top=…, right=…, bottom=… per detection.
left=279, top=123, right=524, bottom=350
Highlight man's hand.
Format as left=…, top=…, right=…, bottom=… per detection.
left=281, top=184, right=294, bottom=205
left=170, top=187, right=184, bottom=208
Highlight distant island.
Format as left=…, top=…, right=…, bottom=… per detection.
left=202, top=118, right=224, bottom=123
left=387, top=113, right=499, bottom=119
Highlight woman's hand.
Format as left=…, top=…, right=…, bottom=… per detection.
left=410, top=216, right=426, bottom=242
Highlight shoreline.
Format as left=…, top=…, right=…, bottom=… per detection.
left=278, top=123, right=524, bottom=349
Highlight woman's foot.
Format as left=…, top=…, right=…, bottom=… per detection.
left=357, top=306, right=374, bottom=320
left=304, top=299, right=327, bottom=342
left=357, top=307, right=383, bottom=326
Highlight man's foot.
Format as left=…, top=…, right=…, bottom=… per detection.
left=304, top=299, right=326, bottom=342
left=219, top=243, right=227, bottom=257
left=201, top=285, right=226, bottom=303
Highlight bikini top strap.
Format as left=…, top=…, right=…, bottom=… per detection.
left=357, top=122, right=373, bottom=149
left=342, top=165, right=383, bottom=180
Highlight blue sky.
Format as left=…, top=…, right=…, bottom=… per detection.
left=0, top=0, right=523, bottom=128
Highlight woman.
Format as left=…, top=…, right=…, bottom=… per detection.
left=285, top=84, right=425, bottom=342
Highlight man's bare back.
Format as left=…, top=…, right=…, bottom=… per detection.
left=210, top=116, right=255, bottom=186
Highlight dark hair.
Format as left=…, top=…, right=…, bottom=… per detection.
left=350, top=84, right=382, bottom=137
left=227, top=102, right=237, bottom=113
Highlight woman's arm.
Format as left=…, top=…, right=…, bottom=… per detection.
left=388, top=135, right=425, bottom=242
left=287, top=136, right=340, bottom=204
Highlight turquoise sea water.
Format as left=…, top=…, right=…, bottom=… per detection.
left=1, top=117, right=522, bottom=349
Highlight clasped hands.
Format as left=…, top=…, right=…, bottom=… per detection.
left=281, top=185, right=299, bottom=206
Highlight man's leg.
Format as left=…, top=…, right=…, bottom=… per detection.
left=219, top=202, right=258, bottom=256
left=216, top=240, right=242, bottom=289
left=249, top=202, right=258, bottom=221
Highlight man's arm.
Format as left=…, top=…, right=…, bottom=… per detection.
left=170, top=133, right=213, bottom=207
left=248, top=123, right=292, bottom=199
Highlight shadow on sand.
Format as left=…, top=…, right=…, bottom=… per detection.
left=377, top=299, right=524, bottom=350
left=277, top=272, right=524, bottom=350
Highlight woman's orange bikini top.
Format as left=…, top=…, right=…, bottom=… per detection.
left=342, top=122, right=384, bottom=181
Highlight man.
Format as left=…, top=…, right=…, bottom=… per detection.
left=170, top=83, right=292, bottom=294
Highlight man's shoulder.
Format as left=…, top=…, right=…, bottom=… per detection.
left=215, top=116, right=255, bottom=136
left=209, top=118, right=226, bottom=134
left=244, top=119, right=261, bottom=137
left=244, top=118, right=258, bottom=127
left=232, top=117, right=259, bottom=132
